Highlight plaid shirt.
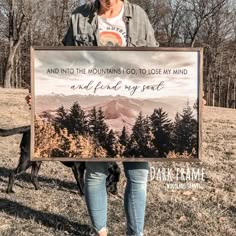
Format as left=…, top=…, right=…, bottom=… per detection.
left=62, top=0, right=158, bottom=47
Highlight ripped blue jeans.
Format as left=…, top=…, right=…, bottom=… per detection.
left=85, top=162, right=149, bottom=236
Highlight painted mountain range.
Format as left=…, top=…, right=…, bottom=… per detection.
left=36, top=95, right=197, bottom=134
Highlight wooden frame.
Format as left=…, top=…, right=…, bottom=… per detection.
left=31, top=46, right=203, bottom=162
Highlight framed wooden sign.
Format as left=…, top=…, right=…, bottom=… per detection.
left=31, top=47, right=203, bottom=161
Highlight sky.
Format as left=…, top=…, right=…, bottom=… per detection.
left=34, top=49, right=199, bottom=100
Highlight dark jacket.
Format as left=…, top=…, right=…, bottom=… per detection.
left=62, top=0, right=158, bottom=47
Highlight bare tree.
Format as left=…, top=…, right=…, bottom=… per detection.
left=198, top=0, right=236, bottom=107
left=3, top=0, right=29, bottom=87
left=181, top=0, right=227, bottom=47
left=161, top=0, right=185, bottom=46
left=0, top=0, right=81, bottom=88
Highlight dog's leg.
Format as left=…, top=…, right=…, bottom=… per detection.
left=79, top=162, right=86, bottom=192
left=106, top=163, right=120, bottom=195
left=72, top=163, right=85, bottom=195
left=31, top=161, right=42, bottom=190
left=6, top=160, right=32, bottom=193
left=7, top=172, right=16, bottom=193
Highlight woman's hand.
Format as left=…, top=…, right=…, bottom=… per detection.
left=202, top=91, right=206, bottom=109
left=202, top=98, right=206, bottom=106
left=25, top=94, right=31, bottom=109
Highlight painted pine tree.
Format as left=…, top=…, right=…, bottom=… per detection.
left=119, top=126, right=129, bottom=146
left=67, top=101, right=88, bottom=135
left=173, top=112, right=181, bottom=153
left=105, top=129, right=118, bottom=157
left=173, top=103, right=198, bottom=156
left=126, top=112, right=155, bottom=157
left=150, top=108, right=173, bottom=157
left=89, top=107, right=109, bottom=148
left=88, top=106, right=98, bottom=137
left=53, top=105, right=68, bottom=131
left=97, top=107, right=109, bottom=147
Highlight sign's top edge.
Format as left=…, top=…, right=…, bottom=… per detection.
left=30, top=46, right=203, bottom=52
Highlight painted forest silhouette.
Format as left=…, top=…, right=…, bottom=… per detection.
left=34, top=101, right=198, bottom=159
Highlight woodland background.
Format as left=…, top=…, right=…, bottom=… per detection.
left=0, top=0, right=236, bottom=109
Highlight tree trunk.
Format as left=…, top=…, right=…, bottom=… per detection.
left=4, top=0, right=14, bottom=88
left=191, top=38, right=196, bottom=48
left=218, top=75, right=221, bottom=107
left=0, top=63, right=3, bottom=86
left=19, top=59, right=22, bottom=87
left=207, top=77, right=211, bottom=106
left=212, top=85, right=215, bottom=107
left=226, top=76, right=231, bottom=108
left=15, top=55, right=18, bottom=88
left=234, top=80, right=236, bottom=109
left=4, top=40, right=20, bottom=88
left=4, top=50, right=15, bottom=88
left=4, top=0, right=28, bottom=88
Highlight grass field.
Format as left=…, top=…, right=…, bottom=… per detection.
left=0, top=88, right=235, bottom=236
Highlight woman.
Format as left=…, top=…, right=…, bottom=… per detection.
left=63, top=1, right=158, bottom=235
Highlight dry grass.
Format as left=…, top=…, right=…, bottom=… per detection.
left=0, top=89, right=235, bottom=236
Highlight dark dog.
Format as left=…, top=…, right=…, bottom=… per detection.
left=0, top=126, right=120, bottom=195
